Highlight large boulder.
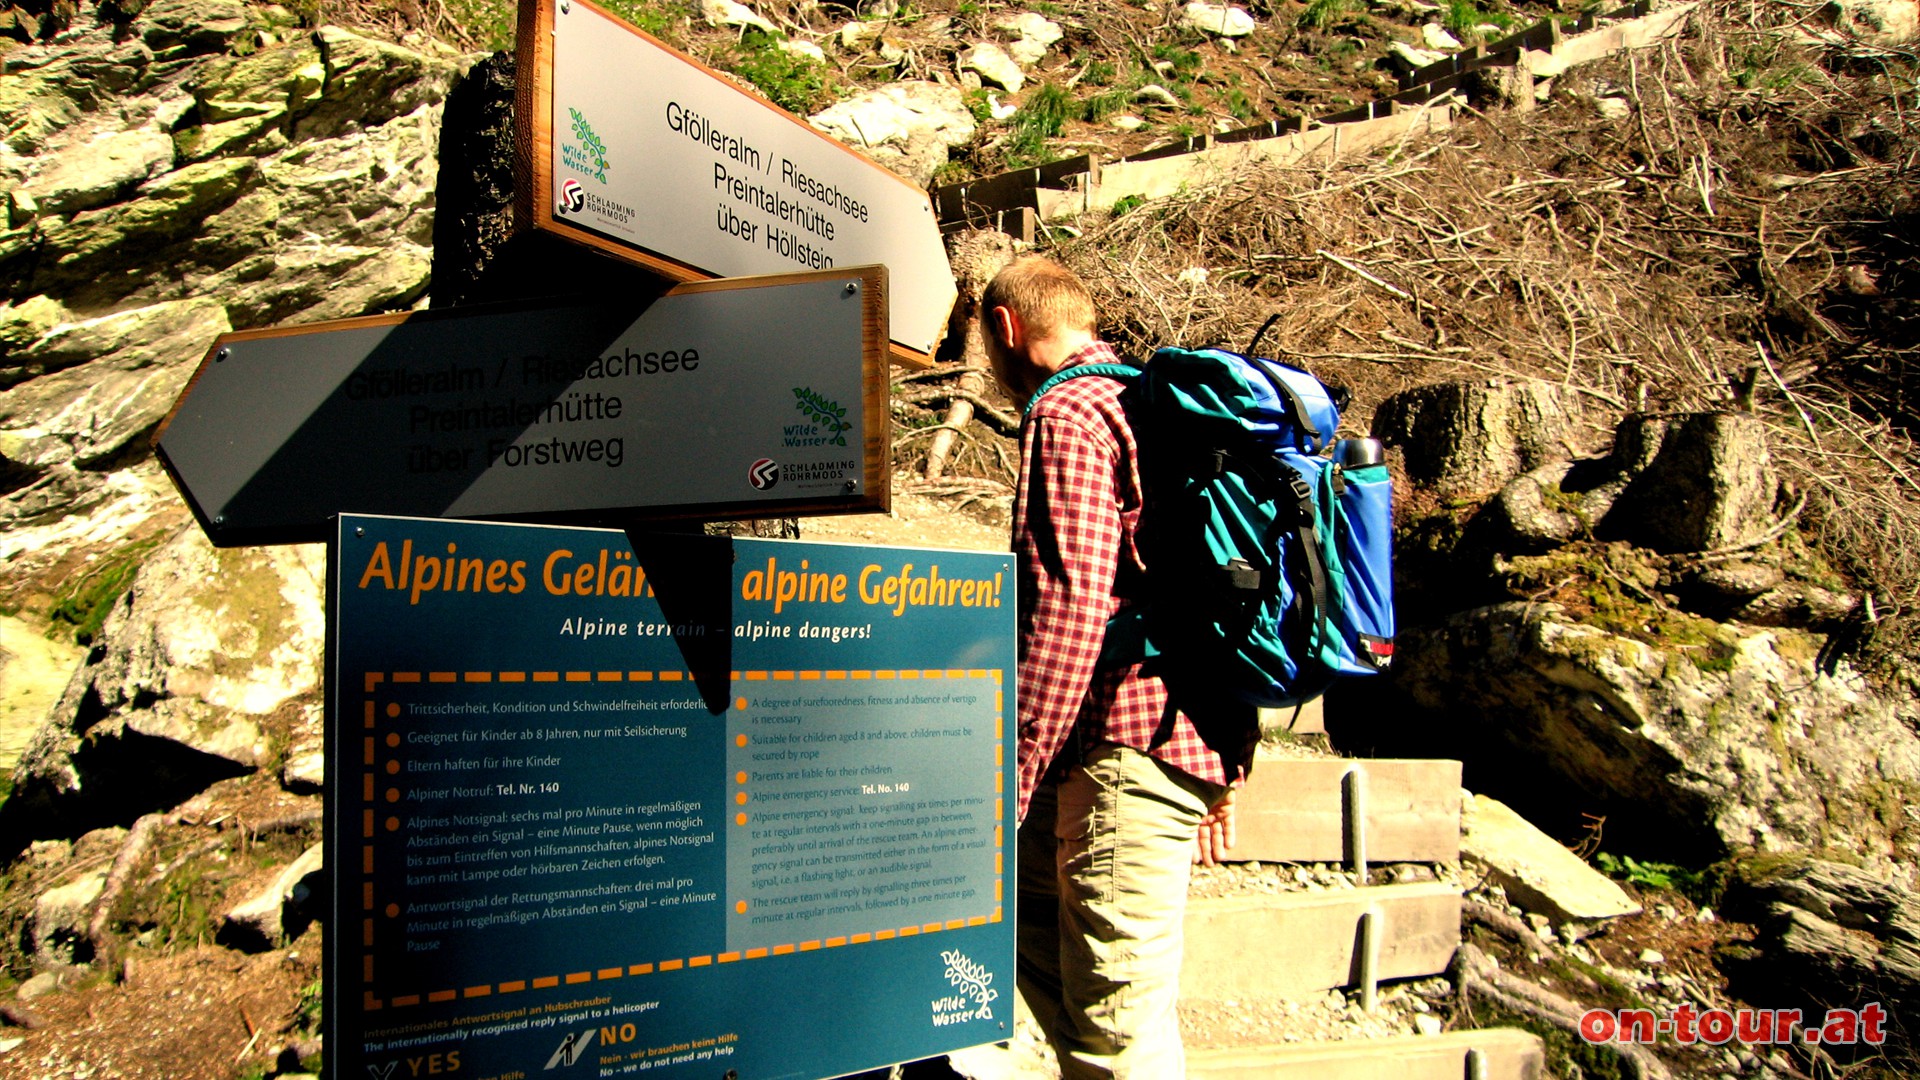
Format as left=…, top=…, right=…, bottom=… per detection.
left=1719, top=855, right=1919, bottom=1055
left=1179, top=3, right=1258, bottom=37
left=1461, top=793, right=1641, bottom=923
left=139, top=0, right=252, bottom=55
left=0, top=298, right=230, bottom=473
left=0, top=525, right=325, bottom=852
left=994, top=12, right=1064, bottom=67
left=1378, top=601, right=1920, bottom=868
left=1826, top=0, right=1919, bottom=45
left=13, top=125, right=176, bottom=217
left=960, top=43, right=1025, bottom=92
left=809, top=82, right=977, bottom=186
left=218, top=841, right=325, bottom=952
left=26, top=869, right=107, bottom=968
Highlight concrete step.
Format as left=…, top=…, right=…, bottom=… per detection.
left=1258, top=696, right=1325, bottom=735
left=1226, top=758, right=1463, bottom=865
left=1181, top=882, right=1461, bottom=1002
left=1188, top=1028, right=1546, bottom=1080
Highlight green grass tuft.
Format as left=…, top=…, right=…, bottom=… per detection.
left=1006, top=83, right=1078, bottom=166
left=1298, top=0, right=1355, bottom=32
left=48, top=535, right=166, bottom=646
left=730, top=29, right=831, bottom=114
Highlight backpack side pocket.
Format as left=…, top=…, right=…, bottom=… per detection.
left=1327, top=462, right=1395, bottom=673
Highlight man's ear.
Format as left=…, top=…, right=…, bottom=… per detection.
left=987, top=305, right=1022, bottom=351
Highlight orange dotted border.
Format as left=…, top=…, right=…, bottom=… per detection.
left=358, top=668, right=1006, bottom=1012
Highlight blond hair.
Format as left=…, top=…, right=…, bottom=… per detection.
left=982, top=255, right=1096, bottom=342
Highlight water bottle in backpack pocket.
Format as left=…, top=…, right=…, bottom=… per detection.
left=1315, top=438, right=1395, bottom=677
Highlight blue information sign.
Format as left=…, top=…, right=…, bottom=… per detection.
left=328, top=514, right=1016, bottom=1080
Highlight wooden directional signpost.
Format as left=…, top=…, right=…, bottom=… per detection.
left=154, top=269, right=889, bottom=547
left=154, top=6, right=1008, bottom=1077
left=516, top=0, right=958, bottom=366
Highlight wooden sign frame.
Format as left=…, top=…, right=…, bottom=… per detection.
left=514, top=0, right=953, bottom=369
left=152, top=267, right=892, bottom=547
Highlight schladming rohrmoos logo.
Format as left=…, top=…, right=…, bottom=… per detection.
left=930, top=949, right=998, bottom=1026
left=557, top=177, right=585, bottom=215
left=747, top=458, right=780, bottom=490
left=562, top=107, right=610, bottom=182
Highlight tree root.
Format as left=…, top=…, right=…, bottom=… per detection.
left=86, top=811, right=168, bottom=972
left=246, top=809, right=324, bottom=839
left=1462, top=898, right=1556, bottom=958
left=1453, top=942, right=1672, bottom=1080
left=895, top=388, right=1020, bottom=435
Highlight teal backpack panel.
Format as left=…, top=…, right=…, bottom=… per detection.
left=1024, top=345, right=1394, bottom=708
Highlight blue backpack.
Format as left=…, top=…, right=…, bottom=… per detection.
left=1026, top=332, right=1394, bottom=708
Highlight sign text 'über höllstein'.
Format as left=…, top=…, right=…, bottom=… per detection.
left=330, top=515, right=1016, bottom=1080
left=531, top=0, right=957, bottom=359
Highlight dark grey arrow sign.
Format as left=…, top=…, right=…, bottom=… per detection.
left=154, top=267, right=889, bottom=546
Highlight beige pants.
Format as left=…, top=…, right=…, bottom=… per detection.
left=1017, top=742, right=1227, bottom=1079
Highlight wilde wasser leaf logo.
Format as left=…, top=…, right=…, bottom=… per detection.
left=563, top=107, right=611, bottom=183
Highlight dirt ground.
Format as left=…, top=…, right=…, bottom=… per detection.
left=798, top=476, right=1012, bottom=553
left=0, top=943, right=320, bottom=1080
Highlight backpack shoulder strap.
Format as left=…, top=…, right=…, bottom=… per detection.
left=1022, top=362, right=1140, bottom=416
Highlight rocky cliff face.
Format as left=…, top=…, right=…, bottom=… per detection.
left=0, top=6, right=468, bottom=1067
left=1, top=0, right=469, bottom=631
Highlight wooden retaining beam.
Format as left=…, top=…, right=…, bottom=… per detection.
left=1035, top=102, right=1454, bottom=219
left=1400, top=1, right=1694, bottom=89
left=932, top=155, right=1094, bottom=235
left=1258, top=696, right=1324, bottom=736
left=1181, top=882, right=1461, bottom=1001
left=1224, top=757, right=1464, bottom=865
left=1524, top=0, right=1697, bottom=79
left=1189, top=1029, right=1547, bottom=1080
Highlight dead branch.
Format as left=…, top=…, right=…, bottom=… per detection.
left=895, top=389, right=1021, bottom=436
left=1454, top=943, right=1672, bottom=1080
left=87, top=812, right=168, bottom=972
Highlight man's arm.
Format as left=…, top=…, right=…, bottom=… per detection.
left=1013, top=410, right=1124, bottom=821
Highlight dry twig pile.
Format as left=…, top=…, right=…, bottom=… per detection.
left=1008, top=0, right=1919, bottom=663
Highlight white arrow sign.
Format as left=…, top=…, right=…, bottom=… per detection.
left=520, top=0, right=958, bottom=365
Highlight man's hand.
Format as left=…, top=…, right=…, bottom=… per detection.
left=1193, top=789, right=1236, bottom=865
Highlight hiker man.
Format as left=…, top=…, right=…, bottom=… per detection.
left=983, top=254, right=1250, bottom=1078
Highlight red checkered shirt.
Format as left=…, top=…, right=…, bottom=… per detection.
left=1012, top=342, right=1246, bottom=821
